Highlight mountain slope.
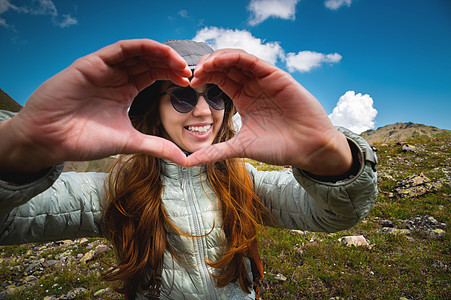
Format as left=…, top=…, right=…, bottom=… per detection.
left=0, top=88, right=22, bottom=112
left=361, top=122, right=450, bottom=144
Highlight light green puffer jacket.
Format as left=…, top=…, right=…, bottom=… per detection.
left=0, top=110, right=378, bottom=299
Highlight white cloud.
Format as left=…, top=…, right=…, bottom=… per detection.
left=0, top=0, right=77, bottom=29
left=193, top=27, right=284, bottom=65
left=329, top=91, right=377, bottom=134
left=248, top=0, right=300, bottom=26
left=56, top=14, right=78, bottom=28
left=325, top=0, right=352, bottom=10
left=178, top=10, right=188, bottom=18
left=0, top=0, right=19, bottom=27
left=286, top=51, right=342, bottom=72
left=0, top=0, right=18, bottom=14
left=27, top=0, right=57, bottom=15
left=194, top=26, right=343, bottom=73
left=0, top=0, right=9, bottom=14
left=0, top=17, right=7, bottom=27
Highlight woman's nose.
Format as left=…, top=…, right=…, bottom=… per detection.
left=192, top=95, right=211, bottom=117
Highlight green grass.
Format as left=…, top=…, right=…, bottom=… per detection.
left=1, top=239, right=121, bottom=299
left=1, top=135, right=450, bottom=299
left=254, top=135, right=451, bottom=299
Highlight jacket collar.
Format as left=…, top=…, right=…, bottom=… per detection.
left=161, top=159, right=205, bottom=179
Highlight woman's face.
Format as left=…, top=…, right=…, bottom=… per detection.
left=158, top=82, right=225, bottom=153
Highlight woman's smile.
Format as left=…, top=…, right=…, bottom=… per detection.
left=185, top=123, right=213, bottom=136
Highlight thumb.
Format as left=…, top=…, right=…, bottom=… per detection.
left=186, top=135, right=251, bottom=166
left=186, top=143, right=232, bottom=166
left=127, top=132, right=189, bottom=166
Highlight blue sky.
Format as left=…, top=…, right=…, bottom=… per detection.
left=1, top=0, right=450, bottom=132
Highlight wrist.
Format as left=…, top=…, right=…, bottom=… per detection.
left=297, top=130, right=353, bottom=177
left=300, top=139, right=362, bottom=183
left=0, top=118, right=54, bottom=174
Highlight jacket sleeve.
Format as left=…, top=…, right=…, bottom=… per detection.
left=0, top=110, right=108, bottom=245
left=247, top=127, right=378, bottom=233
left=0, top=171, right=108, bottom=245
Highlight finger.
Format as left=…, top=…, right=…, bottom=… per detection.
left=126, top=131, right=188, bottom=166
left=191, top=70, right=242, bottom=95
left=93, top=40, right=192, bottom=87
left=70, top=44, right=191, bottom=91
left=195, top=50, right=273, bottom=78
left=185, top=134, right=252, bottom=166
left=98, top=39, right=189, bottom=73
left=194, top=52, right=212, bottom=68
left=120, top=56, right=192, bottom=79
left=223, top=66, right=252, bottom=84
left=143, top=67, right=191, bottom=86
left=196, top=57, right=298, bottom=102
left=132, top=67, right=190, bottom=91
left=192, top=64, right=248, bottom=85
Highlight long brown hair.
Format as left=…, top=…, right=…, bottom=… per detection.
left=102, top=82, right=268, bottom=295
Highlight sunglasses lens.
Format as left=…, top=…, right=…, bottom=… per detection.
left=206, top=86, right=226, bottom=110
left=168, top=86, right=227, bottom=113
left=170, top=88, right=197, bottom=113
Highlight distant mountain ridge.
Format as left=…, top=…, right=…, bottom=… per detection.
left=361, top=122, right=450, bottom=144
left=0, top=88, right=22, bottom=112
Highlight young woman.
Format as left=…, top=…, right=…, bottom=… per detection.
left=0, top=39, right=377, bottom=299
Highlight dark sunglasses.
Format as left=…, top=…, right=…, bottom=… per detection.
left=161, top=85, right=228, bottom=113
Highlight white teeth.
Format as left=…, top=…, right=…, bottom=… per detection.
left=187, top=124, right=211, bottom=134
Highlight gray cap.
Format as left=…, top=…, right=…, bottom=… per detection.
left=129, top=40, right=214, bottom=116
left=164, top=40, right=214, bottom=69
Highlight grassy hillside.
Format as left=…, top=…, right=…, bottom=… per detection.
left=63, top=157, right=116, bottom=173
left=361, top=122, right=450, bottom=144
left=255, top=134, right=450, bottom=299
left=0, top=89, right=22, bottom=112
left=1, top=135, right=450, bottom=299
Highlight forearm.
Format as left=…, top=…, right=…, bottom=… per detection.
left=251, top=128, right=377, bottom=232
left=293, top=128, right=378, bottom=231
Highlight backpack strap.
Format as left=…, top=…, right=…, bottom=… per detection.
left=243, top=165, right=264, bottom=299
left=142, top=260, right=163, bottom=299
left=248, top=237, right=263, bottom=299
left=126, top=258, right=163, bottom=300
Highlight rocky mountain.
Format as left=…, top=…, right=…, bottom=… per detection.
left=361, top=122, right=450, bottom=144
left=0, top=88, right=22, bottom=112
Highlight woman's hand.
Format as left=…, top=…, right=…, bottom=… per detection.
left=0, top=39, right=192, bottom=173
left=188, top=49, right=352, bottom=176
